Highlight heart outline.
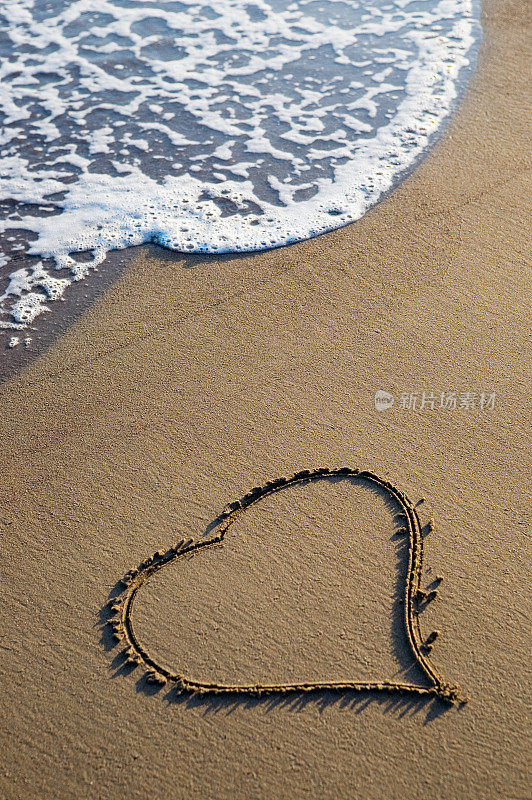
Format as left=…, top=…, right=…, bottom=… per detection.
left=106, top=468, right=465, bottom=704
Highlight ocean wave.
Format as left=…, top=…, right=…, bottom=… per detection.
left=0, top=0, right=479, bottom=332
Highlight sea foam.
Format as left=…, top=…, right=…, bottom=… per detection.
left=0, top=0, right=480, bottom=332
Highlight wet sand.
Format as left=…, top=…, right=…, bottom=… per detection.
left=0, top=247, right=139, bottom=383
left=0, top=1, right=530, bottom=798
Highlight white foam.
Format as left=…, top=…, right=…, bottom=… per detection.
left=0, top=0, right=479, bottom=331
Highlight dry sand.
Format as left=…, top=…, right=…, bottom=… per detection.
left=1, top=0, right=530, bottom=798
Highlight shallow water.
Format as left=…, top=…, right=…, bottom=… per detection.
left=0, top=0, right=480, bottom=334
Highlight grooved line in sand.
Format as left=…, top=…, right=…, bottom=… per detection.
left=106, top=468, right=465, bottom=704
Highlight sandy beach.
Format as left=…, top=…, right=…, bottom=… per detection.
left=1, top=0, right=530, bottom=798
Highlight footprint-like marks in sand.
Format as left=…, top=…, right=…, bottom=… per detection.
left=104, top=468, right=465, bottom=704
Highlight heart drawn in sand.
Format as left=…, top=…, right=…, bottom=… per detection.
left=105, top=468, right=465, bottom=704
